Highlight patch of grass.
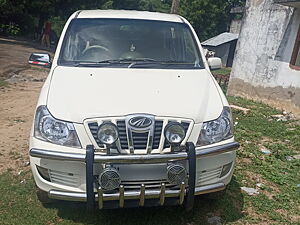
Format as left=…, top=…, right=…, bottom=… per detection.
left=0, top=97, right=299, bottom=224
left=229, top=96, right=300, bottom=224
left=8, top=151, right=22, bottom=160
left=0, top=78, right=9, bottom=87
left=212, top=67, right=232, bottom=76
left=0, top=172, right=244, bottom=225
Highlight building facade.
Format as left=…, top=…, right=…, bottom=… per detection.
left=228, top=0, right=300, bottom=115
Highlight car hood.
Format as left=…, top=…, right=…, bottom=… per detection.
left=47, top=66, right=223, bottom=124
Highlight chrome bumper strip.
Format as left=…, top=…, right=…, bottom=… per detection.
left=179, top=182, right=186, bottom=205
left=119, top=185, right=125, bottom=208
left=30, top=142, right=239, bottom=163
left=98, top=188, right=103, bottom=209
left=48, top=182, right=225, bottom=203
left=139, top=184, right=145, bottom=206
left=159, top=183, right=166, bottom=205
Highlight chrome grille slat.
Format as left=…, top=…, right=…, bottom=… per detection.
left=117, top=121, right=128, bottom=149
left=153, top=121, right=163, bottom=149
left=132, top=131, right=148, bottom=149
left=88, top=122, right=104, bottom=148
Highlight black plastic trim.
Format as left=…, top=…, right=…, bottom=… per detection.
left=85, top=145, right=95, bottom=211
left=185, top=142, right=196, bottom=211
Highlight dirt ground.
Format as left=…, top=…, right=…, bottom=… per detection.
left=0, top=37, right=50, bottom=173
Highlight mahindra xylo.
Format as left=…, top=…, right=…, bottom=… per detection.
left=29, top=10, right=239, bottom=210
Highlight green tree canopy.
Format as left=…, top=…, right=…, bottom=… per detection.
left=0, top=0, right=244, bottom=40
left=180, top=0, right=244, bottom=40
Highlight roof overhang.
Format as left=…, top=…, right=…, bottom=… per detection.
left=274, top=0, right=300, bottom=8
left=202, top=32, right=239, bottom=47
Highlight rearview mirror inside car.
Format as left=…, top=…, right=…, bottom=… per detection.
left=207, top=57, right=222, bottom=70
left=28, top=53, right=51, bottom=67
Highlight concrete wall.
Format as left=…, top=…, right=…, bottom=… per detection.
left=227, top=0, right=300, bottom=115
left=230, top=19, right=243, bottom=34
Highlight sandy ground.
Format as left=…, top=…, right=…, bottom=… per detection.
left=0, top=37, right=50, bottom=173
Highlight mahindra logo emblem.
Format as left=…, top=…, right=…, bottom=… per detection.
left=129, top=116, right=152, bottom=129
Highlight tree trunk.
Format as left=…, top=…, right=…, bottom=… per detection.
left=170, top=0, right=180, bottom=14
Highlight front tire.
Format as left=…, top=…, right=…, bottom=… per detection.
left=201, top=189, right=226, bottom=200
left=36, top=188, right=54, bottom=204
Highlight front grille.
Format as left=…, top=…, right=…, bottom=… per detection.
left=153, top=121, right=163, bottom=149
left=89, top=120, right=165, bottom=150
left=87, top=117, right=192, bottom=153
left=88, top=122, right=104, bottom=148
left=117, top=121, right=128, bottom=149
left=132, top=131, right=149, bottom=149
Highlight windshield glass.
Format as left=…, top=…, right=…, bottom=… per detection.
left=58, top=18, right=204, bottom=69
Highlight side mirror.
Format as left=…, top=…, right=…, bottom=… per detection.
left=29, top=53, right=51, bottom=67
left=207, top=57, right=222, bottom=70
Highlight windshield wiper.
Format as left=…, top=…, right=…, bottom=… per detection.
left=73, top=60, right=122, bottom=67
left=129, top=60, right=200, bottom=67
left=72, top=59, right=200, bottom=68
left=73, top=58, right=160, bottom=67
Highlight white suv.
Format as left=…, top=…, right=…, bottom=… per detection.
left=29, top=10, right=239, bottom=210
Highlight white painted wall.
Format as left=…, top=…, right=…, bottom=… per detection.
left=228, top=0, right=300, bottom=111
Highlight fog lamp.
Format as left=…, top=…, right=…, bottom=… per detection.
left=167, top=163, right=187, bottom=185
left=164, top=122, right=186, bottom=145
left=98, top=167, right=121, bottom=191
left=36, top=165, right=51, bottom=182
left=220, top=162, right=233, bottom=178
left=97, top=122, right=119, bottom=145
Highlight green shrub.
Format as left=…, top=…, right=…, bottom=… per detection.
left=0, top=22, right=20, bottom=36
left=49, top=16, right=66, bottom=37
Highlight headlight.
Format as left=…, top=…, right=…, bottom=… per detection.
left=197, top=106, right=233, bottom=146
left=97, top=122, right=119, bottom=145
left=164, top=122, right=186, bottom=145
left=34, top=106, right=81, bottom=148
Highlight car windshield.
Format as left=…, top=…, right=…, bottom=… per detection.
left=58, top=18, right=204, bottom=69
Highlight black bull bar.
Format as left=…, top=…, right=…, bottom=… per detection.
left=85, top=143, right=197, bottom=211
left=84, top=142, right=236, bottom=211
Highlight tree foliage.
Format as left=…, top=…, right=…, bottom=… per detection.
left=180, top=0, right=245, bottom=40
left=0, top=0, right=244, bottom=40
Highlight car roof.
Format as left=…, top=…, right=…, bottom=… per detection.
left=76, top=10, right=184, bottom=23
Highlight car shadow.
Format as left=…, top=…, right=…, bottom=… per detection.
left=45, top=176, right=244, bottom=225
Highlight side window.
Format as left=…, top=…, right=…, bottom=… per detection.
left=290, top=24, right=300, bottom=68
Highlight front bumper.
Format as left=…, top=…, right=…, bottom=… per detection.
left=30, top=141, right=239, bottom=209
left=30, top=142, right=239, bottom=164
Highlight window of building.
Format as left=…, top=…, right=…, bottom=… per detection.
left=290, top=24, right=300, bottom=68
